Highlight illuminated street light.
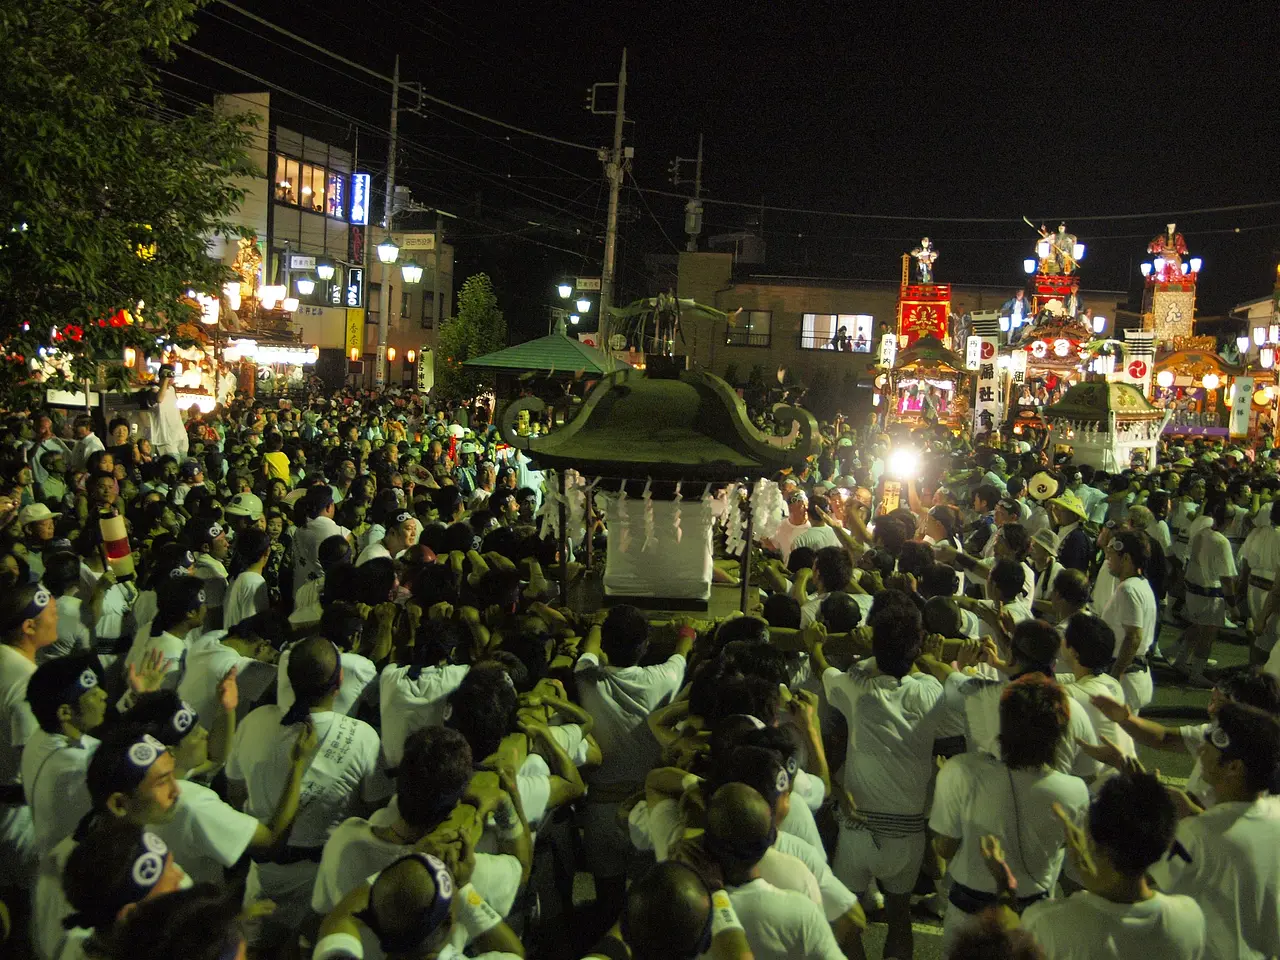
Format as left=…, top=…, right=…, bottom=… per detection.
left=557, top=283, right=573, bottom=299
left=295, top=275, right=316, bottom=296
left=400, top=259, right=424, bottom=284
left=316, top=259, right=336, bottom=281
left=576, top=298, right=591, bottom=313
left=377, top=237, right=400, bottom=264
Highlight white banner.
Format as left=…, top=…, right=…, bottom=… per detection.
left=973, top=335, right=1000, bottom=434
left=966, top=335, right=982, bottom=371
left=417, top=348, right=434, bottom=393
left=1121, top=331, right=1156, bottom=396
left=1230, top=376, right=1254, bottom=438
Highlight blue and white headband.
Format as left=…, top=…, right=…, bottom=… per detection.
left=59, top=667, right=99, bottom=706
left=356, top=853, right=454, bottom=953
left=64, top=830, right=170, bottom=931
left=5, top=588, right=51, bottom=630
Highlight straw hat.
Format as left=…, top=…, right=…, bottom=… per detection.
left=1047, top=489, right=1088, bottom=521
left=1030, top=528, right=1060, bottom=557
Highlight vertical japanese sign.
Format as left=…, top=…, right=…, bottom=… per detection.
left=1008, top=348, right=1027, bottom=389
left=973, top=336, right=1000, bottom=434
left=1230, top=376, right=1254, bottom=438
left=345, top=309, right=364, bottom=359
left=1121, top=331, right=1156, bottom=396
left=965, top=335, right=982, bottom=371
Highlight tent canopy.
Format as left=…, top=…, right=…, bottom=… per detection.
left=464, top=330, right=621, bottom=376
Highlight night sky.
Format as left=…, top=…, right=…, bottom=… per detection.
left=175, top=1, right=1280, bottom=336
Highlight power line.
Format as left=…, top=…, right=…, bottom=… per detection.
left=632, top=184, right=1280, bottom=225
left=213, top=1, right=599, bottom=152
left=627, top=168, right=681, bottom=255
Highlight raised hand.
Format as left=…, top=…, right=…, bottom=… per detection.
left=128, top=648, right=167, bottom=694
left=217, top=665, right=239, bottom=712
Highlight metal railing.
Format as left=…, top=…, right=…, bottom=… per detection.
left=796, top=333, right=873, bottom=352
left=724, top=330, right=772, bottom=347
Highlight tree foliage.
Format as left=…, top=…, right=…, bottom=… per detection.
left=435, top=273, right=507, bottom=401
left=0, top=0, right=256, bottom=408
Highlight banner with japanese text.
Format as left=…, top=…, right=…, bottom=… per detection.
left=973, top=336, right=1000, bottom=434
left=1230, top=376, right=1254, bottom=438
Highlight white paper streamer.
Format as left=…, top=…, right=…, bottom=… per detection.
left=673, top=481, right=683, bottom=544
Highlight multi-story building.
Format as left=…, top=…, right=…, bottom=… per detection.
left=208, top=92, right=452, bottom=389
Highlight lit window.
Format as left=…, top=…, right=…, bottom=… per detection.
left=725, top=310, right=771, bottom=346
left=274, top=155, right=300, bottom=204
left=800, top=314, right=874, bottom=351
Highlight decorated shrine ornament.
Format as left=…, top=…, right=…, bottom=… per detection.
left=1028, top=472, right=1059, bottom=502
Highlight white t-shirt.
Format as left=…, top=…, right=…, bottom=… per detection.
left=20, top=730, right=98, bottom=858
left=354, top=541, right=392, bottom=567
left=573, top=651, right=685, bottom=786
left=153, top=778, right=259, bottom=885
left=1147, top=518, right=1174, bottom=554
left=1148, top=796, right=1280, bottom=960
left=1101, top=577, right=1159, bottom=660
left=1093, top=563, right=1117, bottom=614
left=40, top=596, right=91, bottom=664
left=789, top=525, right=842, bottom=555
left=226, top=706, right=388, bottom=850
left=312, top=807, right=522, bottom=960
left=944, top=672, right=1102, bottom=779
left=294, top=516, right=352, bottom=593
left=377, top=663, right=470, bottom=768
left=176, top=632, right=277, bottom=723
left=726, top=877, right=845, bottom=960
left=277, top=646, right=377, bottom=719
left=930, top=751, right=1089, bottom=896
left=194, top=553, right=229, bottom=630
left=1057, top=673, right=1136, bottom=764
left=1186, top=525, right=1236, bottom=591
left=770, top=519, right=811, bottom=565
left=1180, top=723, right=1215, bottom=809
left=0, top=644, right=38, bottom=789
left=822, top=663, right=945, bottom=819
left=1023, top=890, right=1206, bottom=960
left=1240, top=525, right=1280, bottom=628
left=223, top=571, right=268, bottom=630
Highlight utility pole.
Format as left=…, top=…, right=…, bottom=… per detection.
left=597, top=49, right=627, bottom=354
left=671, top=132, right=705, bottom=252
left=431, top=209, right=443, bottom=352
left=376, top=55, right=400, bottom=389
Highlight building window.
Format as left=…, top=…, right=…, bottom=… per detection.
left=800, top=313, right=874, bottom=352
left=366, top=283, right=381, bottom=324
left=401, top=290, right=412, bottom=320
left=421, top=291, right=436, bottom=329
left=274, top=154, right=343, bottom=218
left=725, top=310, right=771, bottom=347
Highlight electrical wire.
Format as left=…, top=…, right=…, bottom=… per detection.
left=213, top=1, right=599, bottom=152
left=627, top=168, right=682, bottom=255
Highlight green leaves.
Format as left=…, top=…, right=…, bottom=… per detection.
left=0, top=0, right=253, bottom=406
left=434, top=273, right=507, bottom=401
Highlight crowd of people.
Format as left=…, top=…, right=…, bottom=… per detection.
left=0, top=384, right=1278, bottom=960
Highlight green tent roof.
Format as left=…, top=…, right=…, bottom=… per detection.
left=463, top=331, right=621, bottom=376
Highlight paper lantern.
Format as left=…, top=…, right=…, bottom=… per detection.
left=1202, top=373, right=1220, bottom=391
left=100, top=512, right=135, bottom=581
left=1156, top=370, right=1174, bottom=388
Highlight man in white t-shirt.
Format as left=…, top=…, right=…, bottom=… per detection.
left=1148, top=703, right=1280, bottom=960
left=574, top=606, right=689, bottom=908
left=811, top=596, right=944, bottom=960
left=277, top=606, right=379, bottom=720
left=312, top=726, right=528, bottom=960
left=21, top=654, right=108, bottom=858
left=1178, top=496, right=1238, bottom=686
left=789, top=495, right=843, bottom=556
left=293, top=487, right=353, bottom=593
left=0, top=585, right=58, bottom=886
left=1100, top=531, right=1159, bottom=712
left=702, top=782, right=845, bottom=960
left=764, top=493, right=811, bottom=566
left=355, top=511, right=418, bottom=567
left=227, top=637, right=389, bottom=939
left=378, top=623, right=470, bottom=769
left=930, top=673, right=1090, bottom=951
left=1240, top=512, right=1280, bottom=666
left=190, top=519, right=231, bottom=632
left=176, top=616, right=279, bottom=724
left=979, top=770, right=1206, bottom=960
left=1057, top=613, right=1136, bottom=767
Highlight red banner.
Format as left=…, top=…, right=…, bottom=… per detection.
left=899, top=299, right=949, bottom=347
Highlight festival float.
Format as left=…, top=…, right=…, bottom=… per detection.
left=1042, top=381, right=1171, bottom=471
left=882, top=334, right=971, bottom=432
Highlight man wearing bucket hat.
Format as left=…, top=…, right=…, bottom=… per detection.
left=1049, top=489, right=1092, bottom=573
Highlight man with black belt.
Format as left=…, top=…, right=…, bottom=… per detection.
left=1100, top=530, right=1159, bottom=713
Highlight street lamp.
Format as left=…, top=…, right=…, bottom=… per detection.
left=1202, top=373, right=1220, bottom=391
left=570, top=314, right=580, bottom=325
left=295, top=275, right=316, bottom=296
left=377, top=236, right=400, bottom=264
left=557, top=283, right=573, bottom=299
left=282, top=297, right=299, bottom=313
left=349, top=347, right=360, bottom=362
left=400, top=259, right=424, bottom=285
left=1255, top=327, right=1267, bottom=347
left=316, top=259, right=336, bottom=281
left=576, top=298, right=591, bottom=313
left=1092, top=315, right=1106, bottom=334
left=1238, top=335, right=1252, bottom=355
left=1140, top=262, right=1152, bottom=277
left=387, top=346, right=397, bottom=362
left=406, top=349, right=416, bottom=364
left=1022, top=258, right=1037, bottom=275
left=1190, top=257, right=1202, bottom=273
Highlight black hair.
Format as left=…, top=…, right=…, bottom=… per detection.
left=762, top=593, right=801, bottom=629
left=1053, top=567, right=1090, bottom=606
left=63, top=819, right=166, bottom=932
left=153, top=576, right=205, bottom=634
left=446, top=663, right=518, bottom=762
left=1000, top=523, right=1030, bottom=563
left=317, top=534, right=352, bottom=570
left=26, top=652, right=102, bottom=733
left=1110, top=529, right=1150, bottom=573
left=228, top=526, right=271, bottom=579
left=919, top=563, right=960, bottom=599
left=709, top=675, right=781, bottom=727
left=318, top=603, right=365, bottom=653
left=989, top=557, right=1027, bottom=601
left=706, top=745, right=790, bottom=808
left=1064, top=613, right=1113, bottom=671
left=922, top=596, right=963, bottom=638
left=42, top=550, right=82, bottom=596
left=813, top=545, right=853, bottom=593
left=1219, top=670, right=1280, bottom=714
left=125, top=690, right=193, bottom=747
left=720, top=640, right=789, bottom=688
left=1088, top=771, right=1177, bottom=876
left=786, top=546, right=817, bottom=576
left=999, top=674, right=1068, bottom=769
left=818, top=592, right=862, bottom=632
left=86, top=723, right=157, bottom=809
left=397, top=726, right=474, bottom=828
left=806, top=495, right=830, bottom=525
left=99, top=883, right=242, bottom=960
left=600, top=604, right=650, bottom=667
left=872, top=516, right=907, bottom=557
left=711, top=616, right=770, bottom=655
left=1215, top=702, right=1280, bottom=794
left=285, top=636, right=342, bottom=717
left=869, top=598, right=922, bottom=678
left=1011, top=619, right=1062, bottom=672
left=443, top=521, right=475, bottom=554
left=897, top=540, right=935, bottom=579
left=355, top=556, right=397, bottom=606
left=974, top=483, right=1002, bottom=511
